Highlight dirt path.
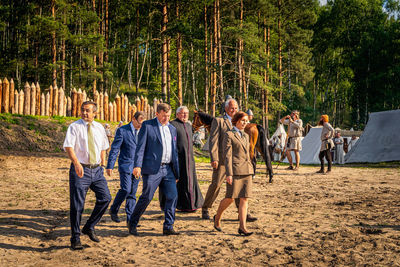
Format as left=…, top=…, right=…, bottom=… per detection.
left=0, top=151, right=399, bottom=266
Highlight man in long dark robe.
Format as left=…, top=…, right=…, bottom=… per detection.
left=161, top=106, right=204, bottom=211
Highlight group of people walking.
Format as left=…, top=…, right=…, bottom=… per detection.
left=63, top=98, right=257, bottom=250
left=63, top=98, right=342, bottom=250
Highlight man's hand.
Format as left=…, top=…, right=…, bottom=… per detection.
left=74, top=162, right=84, bottom=178
left=133, top=167, right=141, bottom=179
left=106, top=169, right=113, bottom=176
left=211, top=161, right=219, bottom=169
left=226, top=175, right=233, bottom=185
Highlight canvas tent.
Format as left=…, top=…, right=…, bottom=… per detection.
left=345, top=109, right=400, bottom=163
left=283, top=126, right=322, bottom=164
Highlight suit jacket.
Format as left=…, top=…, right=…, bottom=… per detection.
left=134, top=118, right=179, bottom=178
left=223, top=130, right=254, bottom=176
left=106, top=123, right=138, bottom=173
left=209, top=115, right=233, bottom=164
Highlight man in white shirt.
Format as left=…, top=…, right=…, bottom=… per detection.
left=63, top=101, right=111, bottom=250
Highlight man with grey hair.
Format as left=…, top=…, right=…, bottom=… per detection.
left=202, top=98, right=256, bottom=222
left=160, top=106, right=204, bottom=211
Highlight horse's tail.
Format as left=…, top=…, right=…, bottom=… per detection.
left=256, top=124, right=273, bottom=183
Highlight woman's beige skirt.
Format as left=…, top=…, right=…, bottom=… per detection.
left=225, top=175, right=252, bottom=198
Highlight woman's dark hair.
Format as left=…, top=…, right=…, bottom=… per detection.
left=231, top=111, right=248, bottom=126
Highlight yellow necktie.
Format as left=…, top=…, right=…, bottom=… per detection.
left=88, top=123, right=97, bottom=164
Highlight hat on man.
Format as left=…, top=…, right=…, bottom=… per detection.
left=245, top=109, right=254, bottom=116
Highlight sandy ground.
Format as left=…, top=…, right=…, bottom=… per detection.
left=0, top=151, right=400, bottom=266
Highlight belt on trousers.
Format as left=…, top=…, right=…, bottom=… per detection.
left=160, top=163, right=171, bottom=166
left=81, top=163, right=100, bottom=169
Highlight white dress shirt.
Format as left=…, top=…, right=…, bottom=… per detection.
left=157, top=119, right=172, bottom=164
left=63, top=119, right=109, bottom=164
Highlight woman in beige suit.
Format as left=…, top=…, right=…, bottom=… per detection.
left=213, top=111, right=254, bottom=236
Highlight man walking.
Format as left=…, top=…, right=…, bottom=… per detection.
left=128, top=103, right=180, bottom=236
left=106, top=111, right=145, bottom=224
left=63, top=101, right=111, bottom=250
left=201, top=98, right=257, bottom=222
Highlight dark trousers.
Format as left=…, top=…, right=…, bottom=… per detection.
left=129, top=165, right=177, bottom=230
left=110, top=171, right=140, bottom=222
left=69, top=164, right=111, bottom=242
left=318, top=149, right=332, bottom=171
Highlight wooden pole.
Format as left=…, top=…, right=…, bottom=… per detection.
left=115, top=94, right=121, bottom=121
left=103, top=92, right=109, bottom=121
left=52, top=85, right=58, bottom=116
left=0, top=79, right=2, bottom=112
left=135, top=97, right=141, bottom=112
left=99, top=92, right=104, bottom=120
left=109, top=102, right=113, bottom=122
left=64, top=96, right=67, bottom=116
left=14, top=90, right=19, bottom=114
left=2, top=78, right=10, bottom=113
left=18, top=90, right=24, bottom=115
left=77, top=89, right=83, bottom=115
left=30, top=83, right=36, bottom=115
left=24, top=82, right=31, bottom=115
left=67, top=96, right=72, bottom=117
left=10, top=79, right=15, bottom=114
left=72, top=88, right=78, bottom=117
left=45, top=92, right=50, bottom=116
left=35, top=82, right=40, bottom=116
left=40, top=93, right=45, bottom=116
left=49, top=85, right=53, bottom=116
left=121, top=93, right=125, bottom=121
left=124, top=95, right=128, bottom=122
left=113, top=101, right=117, bottom=122
left=59, top=87, right=64, bottom=116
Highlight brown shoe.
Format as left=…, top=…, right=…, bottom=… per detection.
left=286, top=166, right=294, bottom=170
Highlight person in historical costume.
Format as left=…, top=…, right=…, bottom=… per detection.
left=280, top=110, right=303, bottom=170
left=245, top=109, right=254, bottom=121
left=213, top=111, right=254, bottom=236
left=348, top=135, right=359, bottom=151
left=334, top=132, right=345, bottom=164
left=316, top=115, right=335, bottom=174
left=161, top=106, right=204, bottom=211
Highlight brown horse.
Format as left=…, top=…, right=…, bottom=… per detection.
left=193, top=110, right=273, bottom=183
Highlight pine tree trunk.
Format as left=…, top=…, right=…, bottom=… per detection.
left=204, top=4, right=209, bottom=113
left=92, top=0, right=97, bottom=95
left=161, top=3, right=168, bottom=102
left=217, top=0, right=224, bottom=99
left=51, top=0, right=57, bottom=88
left=277, top=0, right=283, bottom=123
left=176, top=3, right=183, bottom=106
left=211, top=0, right=217, bottom=116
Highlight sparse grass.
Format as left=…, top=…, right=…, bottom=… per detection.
left=194, top=156, right=210, bottom=163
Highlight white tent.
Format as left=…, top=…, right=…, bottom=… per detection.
left=284, top=126, right=322, bottom=164
left=270, top=124, right=287, bottom=161
left=345, top=109, right=400, bottom=163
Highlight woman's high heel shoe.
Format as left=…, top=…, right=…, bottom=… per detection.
left=238, top=228, right=253, bottom=236
left=213, top=215, right=222, bottom=232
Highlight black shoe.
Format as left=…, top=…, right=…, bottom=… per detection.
left=268, top=172, right=274, bottom=183
left=316, top=169, right=324, bottom=174
left=109, top=210, right=121, bottom=223
left=71, top=240, right=83, bottom=250
left=238, top=228, right=253, bottom=236
left=202, top=210, right=210, bottom=220
left=81, top=228, right=100, bottom=242
left=128, top=224, right=139, bottom=236
left=213, top=215, right=222, bottom=232
left=163, top=228, right=180, bottom=236
left=246, top=214, right=258, bottom=222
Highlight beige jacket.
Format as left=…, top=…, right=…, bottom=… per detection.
left=320, top=122, right=335, bottom=151
left=209, top=115, right=233, bottom=164
left=223, top=130, right=254, bottom=176
left=283, top=119, right=303, bottom=137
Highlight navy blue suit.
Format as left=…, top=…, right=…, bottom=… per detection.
left=129, top=118, right=179, bottom=230
left=107, top=123, right=140, bottom=222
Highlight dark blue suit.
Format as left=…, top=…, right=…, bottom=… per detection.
left=129, top=118, right=179, bottom=230
left=107, top=123, right=140, bottom=222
